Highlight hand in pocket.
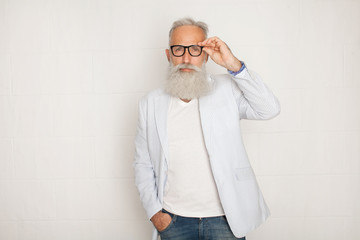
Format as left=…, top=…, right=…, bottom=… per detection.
left=151, top=211, right=172, bottom=232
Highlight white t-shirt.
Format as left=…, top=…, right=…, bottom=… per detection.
left=163, top=97, right=224, bottom=218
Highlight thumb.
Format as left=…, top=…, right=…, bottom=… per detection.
left=203, top=47, right=214, bottom=57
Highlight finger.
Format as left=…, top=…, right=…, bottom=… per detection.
left=202, top=46, right=213, bottom=56
left=198, top=36, right=219, bottom=46
left=204, top=42, right=217, bottom=49
left=200, top=41, right=219, bottom=51
left=199, top=39, right=213, bottom=45
left=205, top=42, right=226, bottom=53
left=204, top=37, right=224, bottom=46
left=198, top=40, right=212, bottom=47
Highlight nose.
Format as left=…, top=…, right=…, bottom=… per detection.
left=182, top=49, right=191, bottom=64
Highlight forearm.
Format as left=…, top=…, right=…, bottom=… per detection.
left=133, top=102, right=162, bottom=219
left=134, top=161, right=162, bottom=219
left=232, top=68, right=280, bottom=120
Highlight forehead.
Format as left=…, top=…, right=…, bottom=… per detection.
left=170, top=25, right=206, bottom=45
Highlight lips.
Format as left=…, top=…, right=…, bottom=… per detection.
left=174, top=63, right=201, bottom=73
left=180, top=68, right=194, bottom=72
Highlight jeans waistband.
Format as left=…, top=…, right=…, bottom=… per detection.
left=161, top=209, right=226, bottom=220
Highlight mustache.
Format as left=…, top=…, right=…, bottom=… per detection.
left=172, top=63, right=202, bottom=72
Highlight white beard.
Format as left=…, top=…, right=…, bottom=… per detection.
left=165, top=63, right=211, bottom=100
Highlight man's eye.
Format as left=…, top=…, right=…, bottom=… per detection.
left=191, top=46, right=200, bottom=52
left=174, top=47, right=183, bottom=52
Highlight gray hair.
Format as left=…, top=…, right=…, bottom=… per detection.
left=168, top=18, right=209, bottom=45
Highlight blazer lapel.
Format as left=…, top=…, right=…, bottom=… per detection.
left=154, top=94, right=170, bottom=161
left=199, top=93, right=213, bottom=156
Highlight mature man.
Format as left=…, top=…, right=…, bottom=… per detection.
left=134, top=18, right=280, bottom=240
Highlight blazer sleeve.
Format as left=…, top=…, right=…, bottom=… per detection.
left=133, top=98, right=162, bottom=220
left=230, top=68, right=281, bottom=120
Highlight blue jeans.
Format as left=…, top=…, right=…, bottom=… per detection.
left=159, top=209, right=246, bottom=240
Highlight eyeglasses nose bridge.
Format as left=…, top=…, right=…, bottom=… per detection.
left=181, top=48, right=192, bottom=63
left=183, top=46, right=192, bottom=57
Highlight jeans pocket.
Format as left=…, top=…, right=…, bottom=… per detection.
left=158, top=210, right=176, bottom=233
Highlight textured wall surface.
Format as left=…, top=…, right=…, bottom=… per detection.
left=0, top=0, right=359, bottom=239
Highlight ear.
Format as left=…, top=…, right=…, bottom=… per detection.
left=165, top=49, right=170, bottom=62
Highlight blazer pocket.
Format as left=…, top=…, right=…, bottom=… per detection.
left=235, top=167, right=255, bottom=182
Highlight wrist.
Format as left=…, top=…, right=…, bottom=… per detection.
left=150, top=210, right=162, bottom=222
left=227, top=59, right=241, bottom=72
left=228, top=61, right=246, bottom=76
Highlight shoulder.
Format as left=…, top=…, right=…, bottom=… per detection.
left=209, top=73, right=233, bottom=92
left=138, top=88, right=167, bottom=107
left=209, top=73, right=233, bottom=85
left=142, top=88, right=165, bottom=100
left=210, top=73, right=232, bottom=82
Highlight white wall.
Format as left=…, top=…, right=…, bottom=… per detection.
left=0, top=0, right=359, bottom=239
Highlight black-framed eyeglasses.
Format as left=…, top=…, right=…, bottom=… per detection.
left=170, top=45, right=204, bottom=57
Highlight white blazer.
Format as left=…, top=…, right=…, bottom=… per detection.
left=134, top=68, right=280, bottom=239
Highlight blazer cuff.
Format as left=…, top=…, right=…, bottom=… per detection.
left=146, top=202, right=163, bottom=220
left=232, top=67, right=252, bottom=82
left=228, top=61, right=246, bottom=76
